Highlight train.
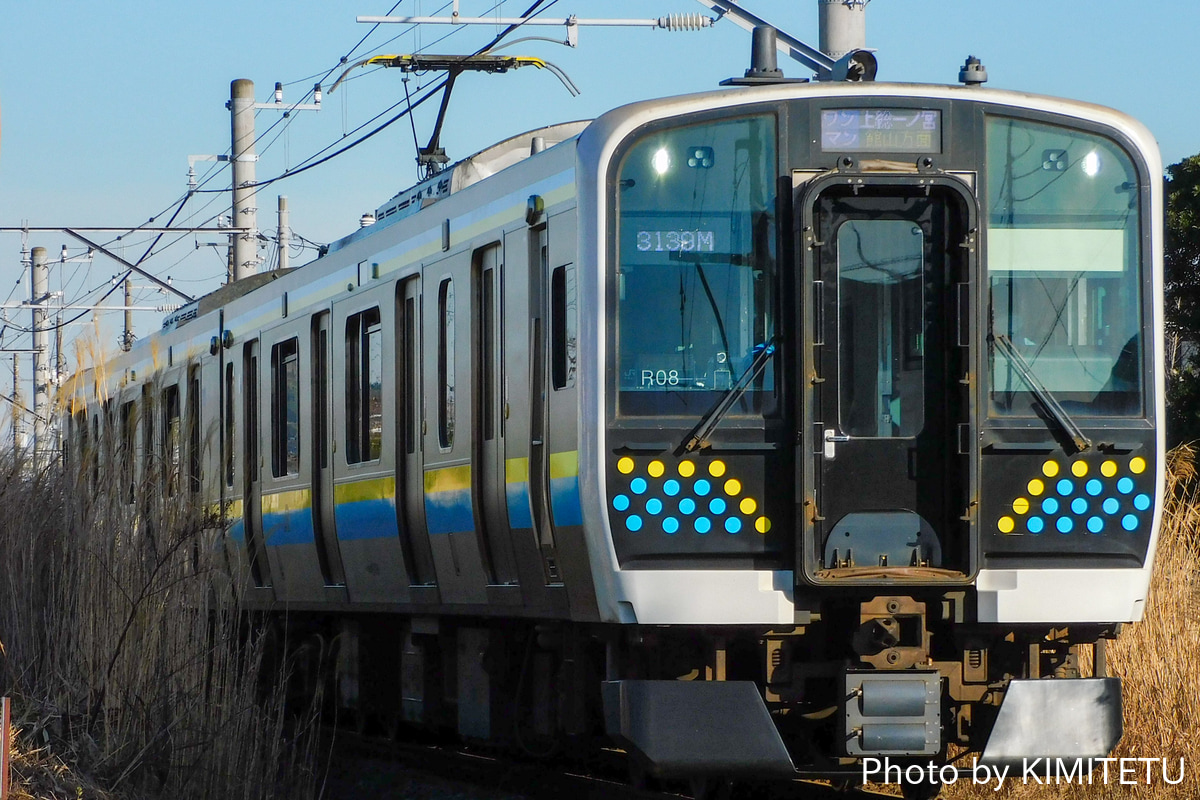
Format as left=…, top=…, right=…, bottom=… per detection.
left=66, top=46, right=1164, bottom=800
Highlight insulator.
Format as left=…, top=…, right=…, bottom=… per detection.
left=657, top=13, right=711, bottom=31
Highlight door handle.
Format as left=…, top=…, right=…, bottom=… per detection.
left=823, top=428, right=849, bottom=459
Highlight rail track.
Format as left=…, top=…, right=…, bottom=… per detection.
left=323, top=727, right=903, bottom=800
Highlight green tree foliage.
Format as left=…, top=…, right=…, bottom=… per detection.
left=1165, top=155, right=1200, bottom=445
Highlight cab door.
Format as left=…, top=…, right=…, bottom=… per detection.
left=801, top=177, right=975, bottom=581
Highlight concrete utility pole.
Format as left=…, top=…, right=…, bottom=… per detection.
left=122, top=277, right=133, bottom=352
left=818, top=0, right=868, bottom=60
left=277, top=195, right=289, bottom=271
left=30, top=246, right=49, bottom=459
left=12, top=355, right=21, bottom=450
left=229, top=79, right=259, bottom=281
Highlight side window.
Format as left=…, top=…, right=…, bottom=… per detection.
left=224, top=363, right=235, bottom=488
left=437, top=279, right=455, bottom=450
left=551, top=264, right=577, bottom=390
left=271, top=338, right=301, bottom=477
left=163, top=384, right=181, bottom=495
left=346, top=309, right=383, bottom=463
left=141, top=384, right=155, bottom=480
left=121, top=400, right=136, bottom=503
left=188, top=367, right=201, bottom=493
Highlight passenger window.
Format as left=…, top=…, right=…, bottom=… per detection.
left=346, top=309, right=383, bottom=463
left=438, top=279, right=455, bottom=450
left=551, top=264, right=577, bottom=390
left=271, top=338, right=301, bottom=477
left=163, top=385, right=182, bottom=494
left=223, top=364, right=235, bottom=488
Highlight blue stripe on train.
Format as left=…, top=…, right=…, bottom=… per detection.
left=506, top=481, right=534, bottom=529
left=334, top=497, right=400, bottom=541
left=425, top=488, right=475, bottom=535
left=550, top=475, right=583, bottom=527
left=261, top=507, right=315, bottom=547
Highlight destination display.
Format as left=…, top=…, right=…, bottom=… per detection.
left=820, top=108, right=942, bottom=153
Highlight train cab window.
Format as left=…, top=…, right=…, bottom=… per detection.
left=986, top=116, right=1143, bottom=417
left=613, top=113, right=777, bottom=417
left=346, top=309, right=383, bottom=463
left=163, top=385, right=181, bottom=495
left=438, top=279, right=455, bottom=449
left=271, top=338, right=301, bottom=477
left=837, top=219, right=925, bottom=438
left=551, top=264, right=577, bottom=390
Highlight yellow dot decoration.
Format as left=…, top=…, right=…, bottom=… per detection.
left=1101, top=460, right=1118, bottom=478
left=755, top=516, right=772, bottom=534
left=1130, top=457, right=1147, bottom=475
left=708, top=460, right=727, bottom=478
left=678, top=461, right=696, bottom=478
left=1042, top=461, right=1060, bottom=478
left=739, top=497, right=757, bottom=515
left=1028, top=479, right=1045, bottom=496
left=1071, top=461, right=1088, bottom=478
left=724, top=478, right=742, bottom=496
left=998, top=516, right=1016, bottom=534
left=1013, top=497, right=1030, bottom=515
left=647, top=460, right=665, bottom=478
left=617, top=457, right=635, bottom=474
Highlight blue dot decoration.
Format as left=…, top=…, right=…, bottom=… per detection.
left=679, top=498, right=696, bottom=515
left=613, top=494, right=630, bottom=512
left=1133, top=493, right=1151, bottom=511
left=1071, top=497, right=1088, bottom=515
left=1102, top=497, right=1120, bottom=515
left=725, top=517, right=742, bottom=534
left=694, top=479, right=711, bottom=497
left=1057, top=479, right=1074, bottom=496
left=695, top=517, right=712, bottom=534
left=1086, top=479, right=1103, bottom=497
left=1122, top=514, right=1139, bottom=531
left=1117, top=477, right=1134, bottom=495
left=663, top=480, right=680, bottom=496
left=662, top=516, right=680, bottom=534
left=1027, top=516, right=1045, bottom=534
left=646, top=498, right=663, bottom=516
left=1042, top=498, right=1060, bottom=515
left=1056, top=516, right=1074, bottom=534
left=627, top=515, right=643, bottom=532
left=631, top=478, right=648, bottom=495
left=709, top=498, right=726, bottom=515
left=1087, top=516, right=1104, bottom=534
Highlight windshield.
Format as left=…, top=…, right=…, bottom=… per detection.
left=986, top=116, right=1143, bottom=417
left=614, top=114, right=777, bottom=417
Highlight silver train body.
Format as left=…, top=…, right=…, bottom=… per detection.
left=70, top=81, right=1165, bottom=788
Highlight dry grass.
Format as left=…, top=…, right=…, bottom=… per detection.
left=0, top=425, right=325, bottom=800
left=943, top=445, right=1200, bottom=799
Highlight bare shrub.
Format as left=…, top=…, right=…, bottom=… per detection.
left=0, top=408, right=324, bottom=799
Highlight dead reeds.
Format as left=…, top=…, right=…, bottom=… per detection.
left=0, top=402, right=324, bottom=800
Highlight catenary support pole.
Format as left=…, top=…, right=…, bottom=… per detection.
left=230, top=79, right=259, bottom=281
left=818, top=0, right=867, bottom=60
left=277, top=195, right=289, bottom=272
left=31, top=246, right=48, bottom=462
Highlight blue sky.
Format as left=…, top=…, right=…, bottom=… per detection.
left=0, top=0, right=1197, bottom=407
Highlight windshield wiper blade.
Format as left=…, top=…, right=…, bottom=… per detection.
left=993, top=334, right=1092, bottom=453
left=679, top=340, right=776, bottom=454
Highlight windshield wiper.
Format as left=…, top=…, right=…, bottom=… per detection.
left=992, top=334, right=1092, bottom=453
left=679, top=340, right=776, bottom=454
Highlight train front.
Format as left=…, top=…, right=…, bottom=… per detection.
left=575, top=84, right=1163, bottom=786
